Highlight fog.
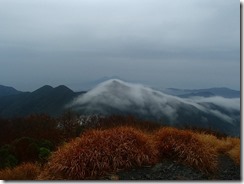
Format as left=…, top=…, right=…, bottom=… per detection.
left=0, top=0, right=240, bottom=91
left=68, top=80, right=240, bottom=128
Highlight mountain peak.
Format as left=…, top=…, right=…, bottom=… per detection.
left=54, top=85, right=74, bottom=93
left=33, top=85, right=54, bottom=94
left=40, top=85, right=53, bottom=90
left=97, top=79, right=132, bottom=92
left=0, top=85, right=21, bottom=97
left=104, top=79, right=125, bottom=85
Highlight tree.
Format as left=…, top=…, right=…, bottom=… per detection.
left=58, top=110, right=81, bottom=140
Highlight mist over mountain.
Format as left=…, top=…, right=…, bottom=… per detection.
left=68, top=79, right=240, bottom=136
left=161, top=87, right=240, bottom=98
left=0, top=80, right=240, bottom=136
left=77, top=76, right=127, bottom=91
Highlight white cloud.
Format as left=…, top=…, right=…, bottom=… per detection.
left=68, top=79, right=240, bottom=128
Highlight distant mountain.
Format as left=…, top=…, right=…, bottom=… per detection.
left=68, top=79, right=240, bottom=136
left=161, top=87, right=240, bottom=98
left=0, top=81, right=240, bottom=136
left=178, top=92, right=215, bottom=98
left=77, top=76, right=125, bottom=91
left=0, top=85, right=22, bottom=97
left=0, top=85, right=84, bottom=118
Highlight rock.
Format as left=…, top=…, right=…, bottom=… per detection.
left=113, top=155, right=240, bottom=180
left=152, top=163, right=163, bottom=172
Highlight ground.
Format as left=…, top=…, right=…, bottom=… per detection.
left=103, top=154, right=240, bottom=180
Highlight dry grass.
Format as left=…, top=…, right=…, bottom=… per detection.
left=38, top=127, right=158, bottom=180
left=224, top=137, right=240, bottom=165
left=153, top=127, right=218, bottom=173
left=196, top=133, right=240, bottom=165
left=0, top=162, right=40, bottom=180
left=37, top=124, right=240, bottom=179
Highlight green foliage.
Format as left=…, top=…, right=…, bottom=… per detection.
left=38, top=139, right=54, bottom=151
left=12, top=137, right=39, bottom=162
left=0, top=145, right=18, bottom=169
left=38, top=147, right=51, bottom=162
left=3, top=155, right=18, bottom=168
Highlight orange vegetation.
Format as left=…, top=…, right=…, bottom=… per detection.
left=0, top=121, right=240, bottom=180
left=226, top=137, right=240, bottom=165
left=38, top=127, right=158, bottom=180
left=37, top=126, right=239, bottom=180
left=0, top=163, right=40, bottom=180
left=195, top=134, right=240, bottom=165
left=153, top=127, right=218, bottom=173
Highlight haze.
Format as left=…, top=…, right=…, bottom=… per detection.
left=0, top=0, right=240, bottom=91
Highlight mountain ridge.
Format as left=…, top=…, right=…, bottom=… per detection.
left=0, top=85, right=22, bottom=97
left=0, top=84, right=81, bottom=118
left=69, top=79, right=240, bottom=136
left=0, top=80, right=240, bottom=136
left=161, top=87, right=240, bottom=98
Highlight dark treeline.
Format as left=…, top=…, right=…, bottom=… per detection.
left=0, top=112, right=165, bottom=170
left=0, top=111, right=84, bottom=169
left=0, top=111, right=228, bottom=170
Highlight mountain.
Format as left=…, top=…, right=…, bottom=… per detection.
left=68, top=79, right=240, bottom=136
left=0, top=85, right=22, bottom=97
left=178, top=92, right=215, bottom=98
left=0, top=81, right=240, bottom=136
left=77, top=76, right=126, bottom=91
left=0, top=85, right=83, bottom=118
left=161, top=87, right=240, bottom=98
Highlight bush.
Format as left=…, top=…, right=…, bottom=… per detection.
left=153, top=127, right=218, bottom=173
left=38, top=140, right=54, bottom=151
left=38, top=127, right=158, bottom=180
left=196, top=134, right=240, bottom=165
left=38, top=147, right=51, bottom=163
left=222, top=137, right=240, bottom=165
left=12, top=137, right=39, bottom=162
left=0, top=145, right=18, bottom=169
left=0, top=162, right=40, bottom=180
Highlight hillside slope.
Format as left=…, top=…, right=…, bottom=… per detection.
left=0, top=85, right=82, bottom=117
left=0, top=85, right=22, bottom=97
left=68, top=79, right=240, bottom=136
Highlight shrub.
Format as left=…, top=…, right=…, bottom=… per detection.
left=12, top=137, right=39, bottom=162
left=195, top=133, right=231, bottom=153
left=153, top=127, right=218, bottom=173
left=0, top=162, right=40, bottom=180
left=196, top=134, right=240, bottom=165
left=38, top=147, right=51, bottom=163
left=225, top=137, right=240, bottom=165
left=38, top=127, right=158, bottom=180
left=0, top=145, right=18, bottom=169
left=38, top=139, right=54, bottom=151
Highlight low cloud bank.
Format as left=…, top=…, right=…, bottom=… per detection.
left=67, top=79, right=240, bottom=135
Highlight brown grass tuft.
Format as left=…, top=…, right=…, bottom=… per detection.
left=153, top=127, right=218, bottom=173
left=38, top=126, right=158, bottom=180
left=0, top=162, right=40, bottom=180
left=196, top=134, right=240, bottom=165
left=225, top=137, right=240, bottom=165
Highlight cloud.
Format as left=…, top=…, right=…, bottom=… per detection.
left=186, top=96, right=240, bottom=111
left=67, top=79, right=240, bottom=132
left=0, top=0, right=240, bottom=91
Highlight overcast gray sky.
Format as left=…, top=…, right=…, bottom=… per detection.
left=0, top=0, right=240, bottom=91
